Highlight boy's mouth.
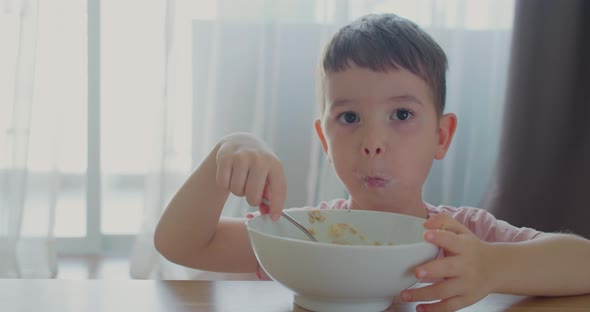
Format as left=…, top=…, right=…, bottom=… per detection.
left=363, top=176, right=390, bottom=188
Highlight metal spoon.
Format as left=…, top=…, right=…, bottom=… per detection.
left=261, top=198, right=318, bottom=242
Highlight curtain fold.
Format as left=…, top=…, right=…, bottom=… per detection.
left=1, top=0, right=522, bottom=280
left=0, top=0, right=57, bottom=278
left=481, top=0, right=590, bottom=237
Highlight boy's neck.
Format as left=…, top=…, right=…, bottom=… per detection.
left=347, top=196, right=428, bottom=219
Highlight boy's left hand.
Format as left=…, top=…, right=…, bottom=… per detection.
left=400, top=214, right=496, bottom=312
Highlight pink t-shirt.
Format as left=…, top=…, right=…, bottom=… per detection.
left=248, top=198, right=541, bottom=280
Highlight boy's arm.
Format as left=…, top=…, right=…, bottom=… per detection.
left=403, top=214, right=590, bottom=311
left=488, top=232, right=590, bottom=296
left=153, top=143, right=257, bottom=273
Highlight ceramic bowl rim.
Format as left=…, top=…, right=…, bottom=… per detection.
left=246, top=209, right=433, bottom=250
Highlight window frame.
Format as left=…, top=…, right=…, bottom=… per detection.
left=56, top=0, right=133, bottom=256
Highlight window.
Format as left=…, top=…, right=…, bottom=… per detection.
left=2, top=0, right=515, bottom=255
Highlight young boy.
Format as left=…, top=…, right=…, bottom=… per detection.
left=154, top=13, right=590, bottom=312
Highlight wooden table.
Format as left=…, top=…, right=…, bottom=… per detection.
left=2, top=279, right=589, bottom=311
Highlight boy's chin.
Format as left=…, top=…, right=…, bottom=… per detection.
left=352, top=193, right=425, bottom=214
left=353, top=195, right=394, bottom=209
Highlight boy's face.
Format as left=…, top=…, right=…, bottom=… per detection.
left=315, top=63, right=456, bottom=214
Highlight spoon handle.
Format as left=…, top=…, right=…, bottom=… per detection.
left=281, top=211, right=318, bottom=242
left=261, top=198, right=317, bottom=242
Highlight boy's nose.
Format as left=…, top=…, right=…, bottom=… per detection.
left=362, top=145, right=383, bottom=158
left=361, top=125, right=386, bottom=158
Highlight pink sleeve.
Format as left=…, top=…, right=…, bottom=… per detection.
left=432, top=206, right=541, bottom=243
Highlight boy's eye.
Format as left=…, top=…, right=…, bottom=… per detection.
left=392, top=109, right=413, bottom=121
left=338, top=112, right=359, bottom=124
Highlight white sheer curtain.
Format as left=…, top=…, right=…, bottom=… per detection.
left=126, top=0, right=516, bottom=279
left=0, top=0, right=58, bottom=278
left=0, top=0, right=516, bottom=280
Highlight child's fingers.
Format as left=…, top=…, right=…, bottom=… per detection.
left=401, top=278, right=463, bottom=303
left=259, top=183, right=272, bottom=215
left=267, top=166, right=286, bottom=220
left=413, top=256, right=462, bottom=280
left=244, top=165, right=267, bottom=207
left=424, top=214, right=471, bottom=235
left=424, top=229, right=464, bottom=255
left=216, top=155, right=232, bottom=190
left=228, top=158, right=248, bottom=196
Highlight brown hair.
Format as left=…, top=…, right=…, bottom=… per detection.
left=318, top=13, right=448, bottom=116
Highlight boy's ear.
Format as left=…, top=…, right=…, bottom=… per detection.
left=314, top=119, right=329, bottom=154
left=434, top=113, right=457, bottom=160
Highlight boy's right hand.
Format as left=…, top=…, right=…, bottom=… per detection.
left=215, top=133, right=287, bottom=220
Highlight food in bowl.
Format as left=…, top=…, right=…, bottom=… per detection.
left=307, top=210, right=395, bottom=246
left=308, top=210, right=327, bottom=223
left=246, top=209, right=438, bottom=312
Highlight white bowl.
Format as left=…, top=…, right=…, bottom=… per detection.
left=246, top=209, right=438, bottom=312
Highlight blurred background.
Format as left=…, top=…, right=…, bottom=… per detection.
left=1, top=0, right=588, bottom=280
